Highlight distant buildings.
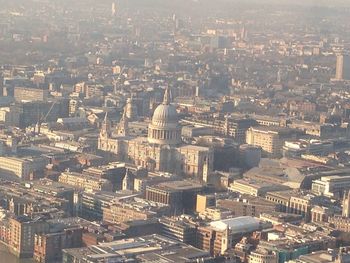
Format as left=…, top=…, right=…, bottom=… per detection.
left=1, top=1, right=350, bottom=262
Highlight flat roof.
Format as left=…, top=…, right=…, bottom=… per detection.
left=151, top=180, right=203, bottom=191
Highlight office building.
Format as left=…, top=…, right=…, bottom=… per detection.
left=217, top=195, right=278, bottom=217
left=145, top=180, right=204, bottom=214
left=14, top=87, right=48, bottom=102
left=246, top=126, right=302, bottom=157
left=0, top=156, right=48, bottom=180
left=159, top=217, right=197, bottom=245
left=58, top=172, right=113, bottom=192
left=335, top=54, right=350, bottom=81
left=312, top=175, right=350, bottom=198
left=9, top=216, right=49, bottom=258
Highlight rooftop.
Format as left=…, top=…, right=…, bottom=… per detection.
left=150, top=180, right=203, bottom=191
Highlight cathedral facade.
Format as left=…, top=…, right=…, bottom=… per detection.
left=98, top=88, right=213, bottom=181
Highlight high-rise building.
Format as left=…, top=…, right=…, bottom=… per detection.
left=335, top=54, right=350, bottom=81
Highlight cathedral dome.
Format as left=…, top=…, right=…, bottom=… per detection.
left=148, top=87, right=182, bottom=145
left=151, top=103, right=178, bottom=128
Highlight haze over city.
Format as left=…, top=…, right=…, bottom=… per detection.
left=0, top=1, right=350, bottom=263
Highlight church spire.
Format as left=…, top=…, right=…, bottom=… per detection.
left=100, top=111, right=111, bottom=138
left=163, top=87, right=171, bottom=105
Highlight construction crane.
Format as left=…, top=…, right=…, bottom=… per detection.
left=34, top=100, right=57, bottom=134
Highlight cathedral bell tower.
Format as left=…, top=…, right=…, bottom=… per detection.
left=116, top=107, right=129, bottom=137
left=343, top=191, right=350, bottom=218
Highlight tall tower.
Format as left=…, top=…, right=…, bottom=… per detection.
left=342, top=191, right=350, bottom=218
left=336, top=54, right=344, bottom=80
left=224, top=115, right=230, bottom=136
left=202, top=157, right=210, bottom=183
left=125, top=97, right=137, bottom=121
left=335, top=54, right=350, bottom=81
left=112, top=2, right=117, bottom=16
left=116, top=107, right=129, bottom=137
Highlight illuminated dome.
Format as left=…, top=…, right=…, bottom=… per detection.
left=151, top=103, right=178, bottom=128
left=148, top=88, right=181, bottom=145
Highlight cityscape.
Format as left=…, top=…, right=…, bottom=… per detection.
left=1, top=0, right=350, bottom=262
